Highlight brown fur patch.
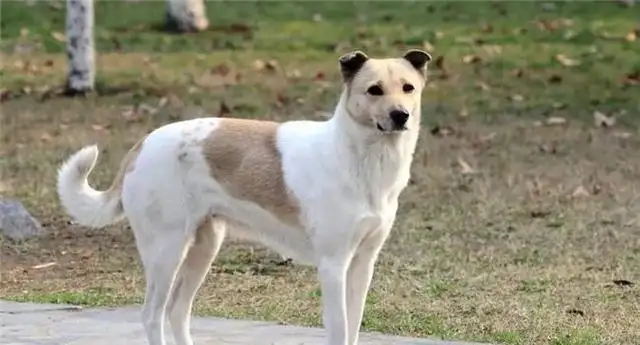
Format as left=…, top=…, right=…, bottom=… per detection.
left=106, top=136, right=145, bottom=197
left=202, top=118, right=301, bottom=226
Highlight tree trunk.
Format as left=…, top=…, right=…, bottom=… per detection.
left=165, top=0, right=209, bottom=33
left=65, top=0, right=95, bottom=95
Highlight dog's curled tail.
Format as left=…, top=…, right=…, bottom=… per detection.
left=57, top=145, right=124, bottom=228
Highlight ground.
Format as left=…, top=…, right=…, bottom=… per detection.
left=1, top=1, right=639, bottom=345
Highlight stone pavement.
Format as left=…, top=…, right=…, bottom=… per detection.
left=0, top=300, right=489, bottom=345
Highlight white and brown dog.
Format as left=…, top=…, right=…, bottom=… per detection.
left=57, top=49, right=431, bottom=345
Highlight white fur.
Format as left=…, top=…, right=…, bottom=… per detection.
left=56, top=52, right=427, bottom=345
left=57, top=145, right=124, bottom=227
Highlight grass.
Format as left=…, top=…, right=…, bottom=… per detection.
left=1, top=1, right=639, bottom=345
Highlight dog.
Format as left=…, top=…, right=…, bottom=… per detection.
left=56, top=49, right=431, bottom=345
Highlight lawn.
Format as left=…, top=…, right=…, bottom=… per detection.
left=1, top=1, right=639, bottom=345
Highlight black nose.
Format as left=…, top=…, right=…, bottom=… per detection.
left=389, top=109, right=409, bottom=127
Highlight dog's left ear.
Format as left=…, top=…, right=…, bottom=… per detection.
left=403, top=49, right=432, bottom=73
left=339, top=50, right=369, bottom=81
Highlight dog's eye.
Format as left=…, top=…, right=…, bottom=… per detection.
left=367, top=85, right=384, bottom=96
left=402, top=83, right=415, bottom=93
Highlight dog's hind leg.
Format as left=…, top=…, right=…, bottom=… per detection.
left=135, top=218, right=196, bottom=345
left=168, top=216, right=226, bottom=345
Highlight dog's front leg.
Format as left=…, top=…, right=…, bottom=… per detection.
left=318, top=257, right=349, bottom=345
left=346, top=231, right=386, bottom=345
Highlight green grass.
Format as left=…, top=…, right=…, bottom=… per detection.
left=1, top=1, right=639, bottom=345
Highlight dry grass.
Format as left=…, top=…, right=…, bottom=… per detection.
left=2, top=2, right=640, bottom=345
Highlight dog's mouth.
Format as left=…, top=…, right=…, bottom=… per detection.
left=376, top=123, right=408, bottom=133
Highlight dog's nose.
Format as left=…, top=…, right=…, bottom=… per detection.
left=389, top=109, right=409, bottom=128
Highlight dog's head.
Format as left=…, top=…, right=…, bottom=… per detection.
left=339, top=49, right=431, bottom=134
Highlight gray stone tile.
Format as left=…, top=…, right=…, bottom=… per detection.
left=0, top=301, right=490, bottom=345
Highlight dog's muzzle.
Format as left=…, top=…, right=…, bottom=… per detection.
left=377, top=109, right=410, bottom=133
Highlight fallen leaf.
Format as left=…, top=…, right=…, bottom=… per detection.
left=624, top=70, right=640, bottom=86
left=157, top=97, right=168, bottom=108
left=548, top=74, right=563, bottom=83
left=613, top=131, right=632, bottom=139
left=36, top=86, right=55, bottom=99
left=314, top=71, right=325, bottom=80
left=530, top=210, right=551, bottom=218
left=51, top=31, right=66, bottom=42
left=252, top=59, right=266, bottom=70
left=572, top=185, right=591, bottom=198
left=434, top=55, right=445, bottom=70
left=0, top=89, right=8, bottom=103
left=555, top=54, right=580, bottom=67
left=314, top=111, right=332, bottom=119
left=91, top=124, right=107, bottom=132
left=538, top=144, right=558, bottom=154
left=430, top=125, right=455, bottom=137
left=482, top=45, right=502, bottom=56
left=32, top=262, right=57, bottom=269
left=138, top=103, right=157, bottom=115
left=462, top=55, right=482, bottom=64
left=535, top=19, right=558, bottom=31
left=476, top=81, right=491, bottom=91
left=265, top=60, right=278, bottom=71
left=117, top=106, right=136, bottom=120
left=511, top=69, right=524, bottom=78
left=275, top=93, right=287, bottom=108
left=40, top=132, right=54, bottom=142
left=43, top=59, right=54, bottom=67
left=454, top=36, right=475, bottom=44
left=0, top=180, right=12, bottom=193
left=510, top=94, right=524, bottom=102
left=210, top=63, right=230, bottom=76
left=593, top=111, right=615, bottom=127
left=219, top=101, right=231, bottom=116
left=286, top=69, right=301, bottom=79
left=457, top=157, right=476, bottom=174
left=79, top=249, right=93, bottom=259
left=566, top=308, right=585, bottom=317
left=480, top=132, right=497, bottom=142
left=563, top=30, right=577, bottom=40
left=13, top=60, right=25, bottom=70
left=613, top=279, right=634, bottom=287
left=545, top=116, right=567, bottom=126
left=422, top=41, right=434, bottom=51
left=471, top=132, right=497, bottom=150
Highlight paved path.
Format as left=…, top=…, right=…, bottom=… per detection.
left=0, top=300, right=488, bottom=345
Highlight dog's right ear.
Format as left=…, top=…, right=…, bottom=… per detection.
left=339, top=51, right=369, bottom=81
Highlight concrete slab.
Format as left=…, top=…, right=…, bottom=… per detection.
left=0, top=300, right=489, bottom=345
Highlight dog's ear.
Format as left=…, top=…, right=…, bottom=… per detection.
left=339, top=51, right=369, bottom=81
left=403, top=49, right=432, bottom=73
